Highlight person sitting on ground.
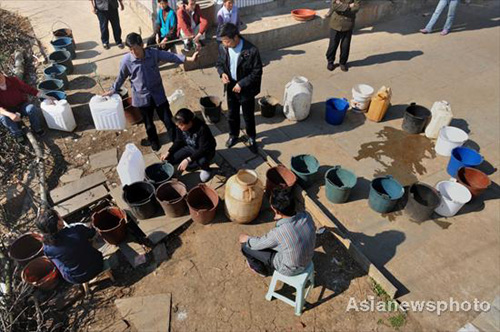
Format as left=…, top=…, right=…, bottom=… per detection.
left=36, top=209, right=104, bottom=284
left=104, top=33, right=198, bottom=152
left=0, top=72, right=47, bottom=143
left=216, top=0, right=242, bottom=43
left=177, top=0, right=208, bottom=51
left=238, top=189, right=317, bottom=277
left=161, top=108, right=216, bottom=183
left=147, top=0, right=177, bottom=50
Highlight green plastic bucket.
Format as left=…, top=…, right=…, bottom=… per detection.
left=325, top=166, right=357, bottom=204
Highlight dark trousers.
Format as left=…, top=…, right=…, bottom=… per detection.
left=167, top=146, right=214, bottom=171
left=326, top=29, right=353, bottom=65
left=96, top=8, right=122, bottom=44
left=227, top=87, right=256, bottom=139
left=241, top=243, right=275, bottom=276
left=146, top=33, right=175, bottom=51
left=138, top=99, right=176, bottom=144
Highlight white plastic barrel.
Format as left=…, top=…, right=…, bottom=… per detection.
left=40, top=99, right=76, bottom=132
left=435, top=126, right=468, bottom=156
left=89, top=94, right=126, bottom=130
left=283, top=76, right=313, bottom=121
left=434, top=181, right=471, bottom=217
left=425, top=100, right=453, bottom=139
left=167, top=89, right=186, bottom=115
left=117, top=143, right=146, bottom=186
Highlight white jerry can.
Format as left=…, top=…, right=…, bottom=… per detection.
left=282, top=76, right=313, bottom=121
left=89, top=94, right=126, bottom=130
left=40, top=99, right=76, bottom=132
left=425, top=100, right=453, bottom=139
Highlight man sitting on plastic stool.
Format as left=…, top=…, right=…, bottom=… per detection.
left=161, top=108, right=216, bottom=183
left=239, top=189, right=316, bottom=277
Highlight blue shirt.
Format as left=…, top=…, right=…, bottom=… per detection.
left=43, top=224, right=103, bottom=284
left=112, top=48, right=186, bottom=107
left=156, top=8, right=176, bottom=38
left=228, top=39, right=243, bottom=81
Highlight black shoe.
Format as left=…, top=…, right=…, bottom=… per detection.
left=340, top=64, right=349, bottom=72
left=247, top=137, right=258, bottom=154
left=35, top=129, right=45, bottom=137
left=117, top=43, right=125, bottom=49
left=140, top=138, right=152, bottom=147
left=103, top=43, right=110, bottom=50
left=327, top=62, right=335, bottom=71
left=151, top=141, right=161, bottom=152
left=225, top=136, right=238, bottom=148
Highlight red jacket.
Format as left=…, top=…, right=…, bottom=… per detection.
left=0, top=76, right=38, bottom=112
left=176, top=4, right=208, bottom=37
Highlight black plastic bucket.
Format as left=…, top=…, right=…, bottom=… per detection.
left=404, top=182, right=441, bottom=222
left=48, top=50, right=73, bottom=74
left=402, top=103, right=431, bottom=134
left=145, top=162, right=175, bottom=187
left=258, top=96, right=279, bottom=118
left=122, top=181, right=158, bottom=219
left=200, top=96, right=221, bottom=124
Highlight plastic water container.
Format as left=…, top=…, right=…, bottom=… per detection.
left=435, top=126, right=468, bottom=156
left=351, top=84, right=374, bottom=112
left=434, top=181, right=471, bottom=217
left=325, top=98, right=349, bottom=125
left=40, top=99, right=76, bottom=132
left=425, top=101, right=453, bottom=139
left=283, top=76, right=313, bottom=121
left=168, top=89, right=186, bottom=115
left=89, top=94, right=126, bottom=130
left=117, top=144, right=146, bottom=186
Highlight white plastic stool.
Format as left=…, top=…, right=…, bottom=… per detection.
left=265, top=262, right=314, bottom=316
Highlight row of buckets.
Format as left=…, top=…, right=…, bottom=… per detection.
left=8, top=233, right=60, bottom=290
left=286, top=152, right=490, bottom=219
left=37, top=23, right=78, bottom=101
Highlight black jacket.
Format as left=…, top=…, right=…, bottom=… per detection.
left=168, top=117, right=216, bottom=162
left=215, top=38, right=263, bottom=101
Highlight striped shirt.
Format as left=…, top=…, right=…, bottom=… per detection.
left=247, top=212, right=316, bottom=276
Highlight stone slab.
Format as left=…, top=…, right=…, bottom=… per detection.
left=143, top=152, right=161, bottom=167
left=50, top=171, right=107, bottom=204
left=118, top=241, right=148, bottom=268
left=115, top=293, right=171, bottom=332
left=90, top=148, right=118, bottom=170
left=471, top=307, right=500, bottom=332
left=457, top=323, right=480, bottom=332
left=60, top=168, right=84, bottom=184
left=53, top=185, right=109, bottom=217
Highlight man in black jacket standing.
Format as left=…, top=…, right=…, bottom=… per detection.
left=161, top=108, right=216, bottom=182
left=215, top=23, right=263, bottom=154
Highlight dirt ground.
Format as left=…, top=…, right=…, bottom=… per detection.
left=0, top=10, right=423, bottom=330
left=33, top=63, right=424, bottom=331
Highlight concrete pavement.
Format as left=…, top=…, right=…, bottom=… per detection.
left=185, top=2, right=500, bottom=330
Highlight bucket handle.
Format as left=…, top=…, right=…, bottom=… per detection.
left=51, top=20, right=72, bottom=33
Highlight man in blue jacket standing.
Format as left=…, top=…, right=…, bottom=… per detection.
left=104, top=33, right=198, bottom=151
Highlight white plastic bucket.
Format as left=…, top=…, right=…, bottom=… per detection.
left=434, top=181, right=471, bottom=217
left=352, top=84, right=374, bottom=102
left=435, top=126, right=468, bottom=156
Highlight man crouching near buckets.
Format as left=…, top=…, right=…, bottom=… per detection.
left=161, top=108, right=216, bottom=183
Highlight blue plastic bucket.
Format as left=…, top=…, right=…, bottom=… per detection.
left=39, top=91, right=67, bottom=102
left=447, top=147, right=483, bottom=177
left=50, top=37, right=76, bottom=59
left=369, top=175, right=404, bottom=213
left=325, top=98, right=349, bottom=125
left=48, top=50, right=73, bottom=74
left=43, top=64, right=69, bottom=88
left=290, top=154, right=320, bottom=187
left=37, top=79, right=64, bottom=93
